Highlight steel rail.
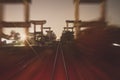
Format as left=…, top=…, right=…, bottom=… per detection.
left=60, top=43, right=69, bottom=80
left=51, top=41, right=61, bottom=80
left=51, top=41, right=69, bottom=80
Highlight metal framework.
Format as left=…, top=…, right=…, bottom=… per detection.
left=65, top=20, right=81, bottom=32
left=0, top=22, right=30, bottom=27
left=73, top=0, right=107, bottom=39
left=0, top=0, right=31, bottom=3
left=0, top=3, right=3, bottom=43
left=30, top=20, right=47, bottom=41
left=0, top=0, right=31, bottom=46
left=74, top=0, right=104, bottom=3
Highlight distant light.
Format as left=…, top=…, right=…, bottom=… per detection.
left=20, top=35, right=26, bottom=41
left=80, top=27, right=89, bottom=31
left=13, top=44, right=25, bottom=47
left=1, top=38, right=14, bottom=44
left=112, top=43, right=120, bottom=47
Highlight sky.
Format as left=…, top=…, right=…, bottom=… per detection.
left=2, top=0, right=120, bottom=39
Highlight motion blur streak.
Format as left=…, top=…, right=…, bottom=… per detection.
left=0, top=41, right=120, bottom=80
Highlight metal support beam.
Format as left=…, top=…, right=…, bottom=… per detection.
left=43, top=27, right=51, bottom=30
left=24, top=0, right=30, bottom=40
left=74, top=0, right=80, bottom=39
left=0, top=3, right=3, bottom=44
left=64, top=27, right=74, bottom=32
left=66, top=22, right=68, bottom=27
left=78, top=0, right=104, bottom=3
left=34, top=24, right=36, bottom=40
left=30, top=20, right=46, bottom=25
left=66, top=22, right=69, bottom=31
left=31, top=20, right=47, bottom=40
left=31, top=20, right=46, bottom=35
left=41, top=24, right=43, bottom=35
left=0, top=22, right=30, bottom=27
left=100, top=0, right=106, bottom=21
left=0, top=0, right=31, bottom=3
left=0, top=4, right=3, bottom=21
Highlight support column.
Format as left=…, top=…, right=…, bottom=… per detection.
left=66, top=22, right=68, bottom=27
left=74, top=0, right=80, bottom=39
left=24, top=0, right=30, bottom=39
left=41, top=24, right=43, bottom=40
left=0, top=3, right=4, bottom=45
left=41, top=24, right=43, bottom=35
left=100, top=0, right=106, bottom=21
left=34, top=24, right=36, bottom=40
left=66, top=22, right=68, bottom=31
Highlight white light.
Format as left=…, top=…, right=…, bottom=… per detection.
left=80, top=27, right=89, bottom=31
left=20, top=35, right=26, bottom=41
left=112, top=43, right=120, bottom=47
left=1, top=38, right=14, bottom=44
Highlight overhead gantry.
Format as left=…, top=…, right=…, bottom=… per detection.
left=30, top=20, right=47, bottom=41
left=64, top=20, right=81, bottom=32
left=0, top=3, right=4, bottom=44
left=73, top=0, right=107, bottom=39
left=0, top=0, right=31, bottom=46
left=0, top=0, right=53, bottom=46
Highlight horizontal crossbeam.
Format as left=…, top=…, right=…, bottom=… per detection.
left=30, top=20, right=46, bottom=25
left=74, top=0, right=104, bottom=3
left=0, top=0, right=31, bottom=3
left=66, top=20, right=81, bottom=23
left=43, top=27, right=51, bottom=29
left=0, top=22, right=30, bottom=27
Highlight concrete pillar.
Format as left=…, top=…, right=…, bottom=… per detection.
left=74, top=0, right=80, bottom=39
left=23, top=0, right=30, bottom=39
left=100, top=0, right=106, bottom=21
left=0, top=3, right=3, bottom=44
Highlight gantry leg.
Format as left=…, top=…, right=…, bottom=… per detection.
left=100, top=0, right=106, bottom=21
left=0, top=3, right=4, bottom=45
left=74, top=0, right=80, bottom=39
left=24, top=0, right=30, bottom=40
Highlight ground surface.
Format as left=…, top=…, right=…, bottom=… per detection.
left=0, top=42, right=120, bottom=80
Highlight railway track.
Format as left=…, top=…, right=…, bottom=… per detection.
left=51, top=41, right=69, bottom=80
left=0, top=41, right=120, bottom=80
